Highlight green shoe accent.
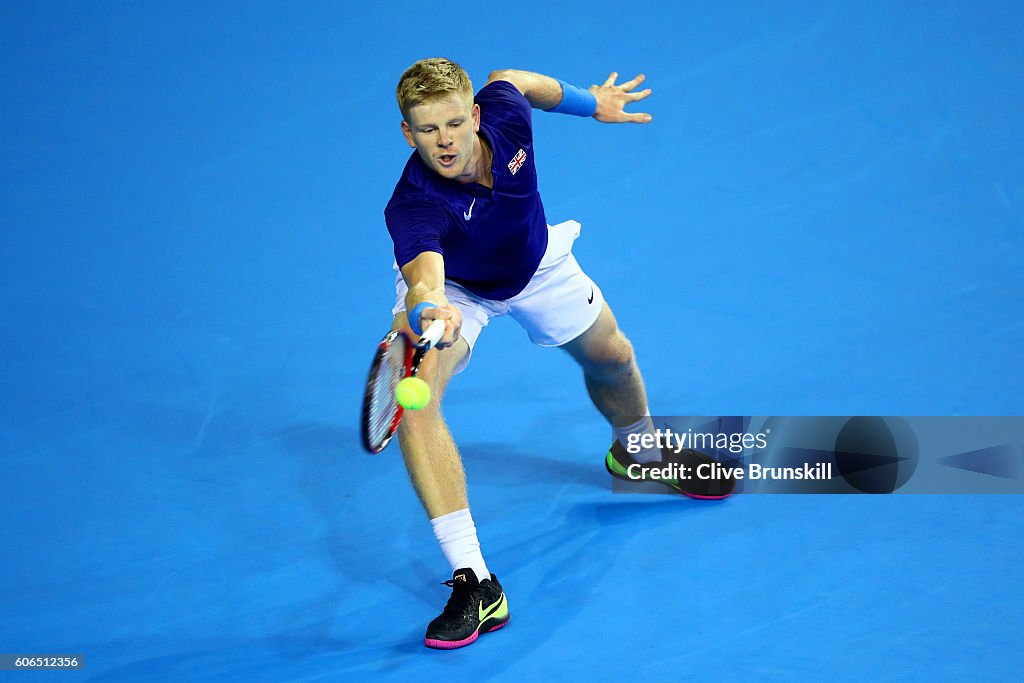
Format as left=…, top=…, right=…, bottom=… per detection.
left=606, top=448, right=630, bottom=477
left=479, top=592, right=508, bottom=623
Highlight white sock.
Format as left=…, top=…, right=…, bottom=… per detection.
left=430, top=508, right=490, bottom=583
left=612, top=410, right=662, bottom=464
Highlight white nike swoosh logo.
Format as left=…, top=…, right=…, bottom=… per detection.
left=464, top=198, right=476, bottom=221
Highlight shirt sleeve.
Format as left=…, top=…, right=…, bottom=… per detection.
left=384, top=198, right=448, bottom=268
left=475, top=80, right=533, bottom=143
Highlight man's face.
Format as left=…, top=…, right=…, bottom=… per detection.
left=401, top=94, right=481, bottom=181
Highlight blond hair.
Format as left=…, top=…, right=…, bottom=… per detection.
left=396, top=57, right=473, bottom=119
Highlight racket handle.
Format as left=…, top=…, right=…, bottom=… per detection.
left=418, top=318, right=447, bottom=350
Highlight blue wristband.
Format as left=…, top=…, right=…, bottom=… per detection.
left=407, top=301, right=437, bottom=337
left=547, top=79, right=598, bottom=117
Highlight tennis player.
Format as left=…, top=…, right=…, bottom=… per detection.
left=384, top=57, right=731, bottom=650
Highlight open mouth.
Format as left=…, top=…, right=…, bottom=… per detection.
left=438, top=154, right=457, bottom=167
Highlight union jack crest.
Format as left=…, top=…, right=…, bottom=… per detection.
left=507, top=148, right=527, bottom=175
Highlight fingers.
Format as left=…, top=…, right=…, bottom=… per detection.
left=592, top=84, right=653, bottom=124
left=438, top=317, right=461, bottom=348
left=437, top=323, right=462, bottom=348
left=595, top=110, right=652, bottom=124
left=592, top=71, right=652, bottom=124
left=627, top=88, right=652, bottom=102
left=600, top=72, right=647, bottom=91
left=422, top=305, right=462, bottom=348
left=618, top=73, right=645, bottom=91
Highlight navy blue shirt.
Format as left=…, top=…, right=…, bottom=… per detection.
left=384, top=80, right=549, bottom=300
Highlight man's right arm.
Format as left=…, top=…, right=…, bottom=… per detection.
left=400, top=251, right=462, bottom=348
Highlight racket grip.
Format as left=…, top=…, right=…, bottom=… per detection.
left=418, top=318, right=447, bottom=350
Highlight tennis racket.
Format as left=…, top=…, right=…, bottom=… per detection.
left=361, top=318, right=446, bottom=454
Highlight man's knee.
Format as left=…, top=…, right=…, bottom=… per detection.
left=580, top=330, right=637, bottom=380
left=396, top=360, right=447, bottom=442
left=397, top=401, right=439, bottom=440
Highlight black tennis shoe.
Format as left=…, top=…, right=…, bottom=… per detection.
left=605, top=439, right=737, bottom=499
left=424, top=568, right=509, bottom=649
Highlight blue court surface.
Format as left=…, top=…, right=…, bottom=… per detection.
left=2, top=2, right=1023, bottom=681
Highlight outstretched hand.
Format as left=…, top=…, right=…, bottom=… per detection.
left=590, top=72, right=652, bottom=124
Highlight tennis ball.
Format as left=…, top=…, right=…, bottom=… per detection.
left=395, top=377, right=431, bottom=410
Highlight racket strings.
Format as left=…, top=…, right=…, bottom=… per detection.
left=366, top=340, right=408, bottom=447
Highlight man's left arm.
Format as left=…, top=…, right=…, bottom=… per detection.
left=485, top=69, right=652, bottom=123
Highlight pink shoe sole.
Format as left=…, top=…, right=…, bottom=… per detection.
left=424, top=617, right=509, bottom=650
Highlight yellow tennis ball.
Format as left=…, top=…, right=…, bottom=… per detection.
left=395, top=376, right=431, bottom=410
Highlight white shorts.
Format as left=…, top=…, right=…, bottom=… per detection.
left=392, top=219, right=605, bottom=374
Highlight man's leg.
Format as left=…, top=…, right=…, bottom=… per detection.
left=391, top=312, right=508, bottom=649
left=392, top=313, right=490, bottom=582
left=559, top=302, right=737, bottom=498
left=558, top=302, right=666, bottom=468
left=392, top=311, right=472, bottom=519
left=558, top=302, right=650, bottom=428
